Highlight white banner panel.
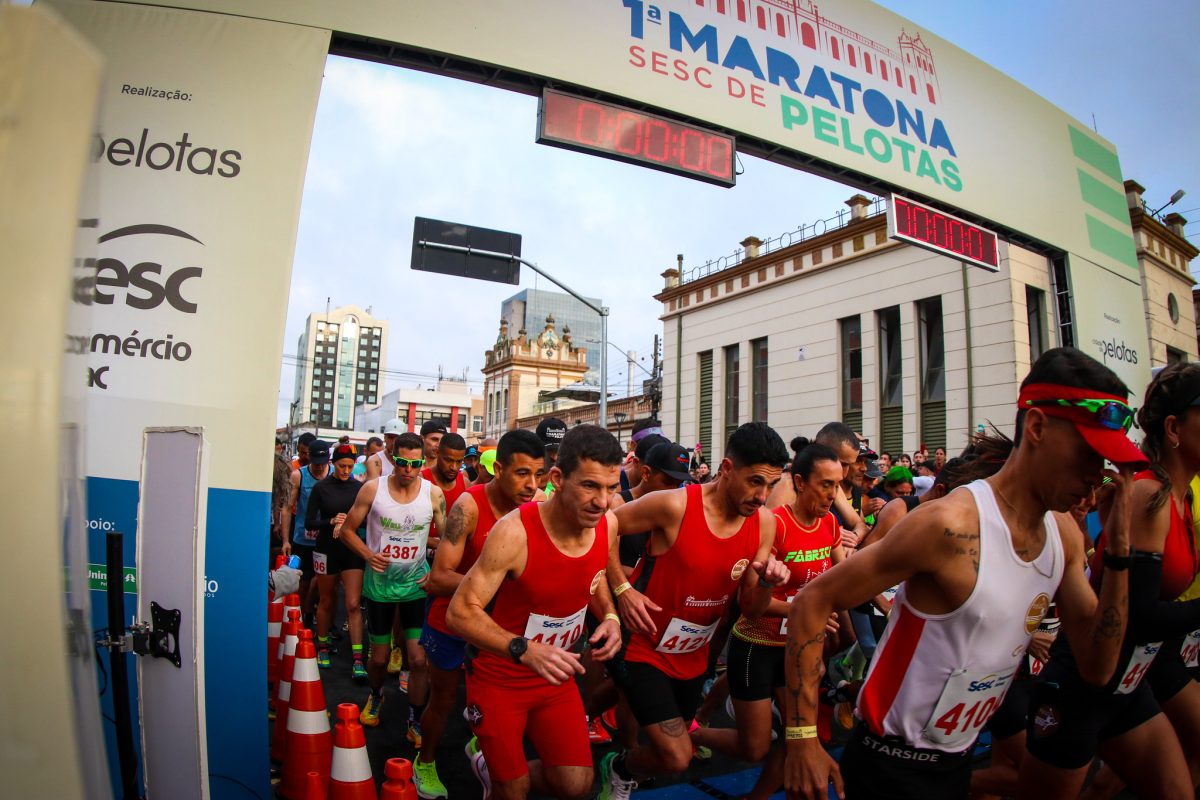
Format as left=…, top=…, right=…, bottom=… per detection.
left=46, top=2, right=329, bottom=797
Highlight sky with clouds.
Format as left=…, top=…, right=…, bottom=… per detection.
left=280, top=0, right=1200, bottom=425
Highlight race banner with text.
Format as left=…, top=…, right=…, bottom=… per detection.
left=47, top=2, right=329, bottom=796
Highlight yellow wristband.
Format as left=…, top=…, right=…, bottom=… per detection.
left=612, top=582, right=632, bottom=597
left=784, top=726, right=818, bottom=740
left=604, top=612, right=621, bottom=624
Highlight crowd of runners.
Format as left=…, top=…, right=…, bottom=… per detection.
left=271, top=346, right=1200, bottom=800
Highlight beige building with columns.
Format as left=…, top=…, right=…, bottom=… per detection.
left=656, top=187, right=1196, bottom=464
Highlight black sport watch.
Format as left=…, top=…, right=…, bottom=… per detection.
left=508, top=636, right=528, bottom=663
left=1102, top=549, right=1133, bottom=571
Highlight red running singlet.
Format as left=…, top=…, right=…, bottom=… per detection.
left=422, top=468, right=468, bottom=538
left=468, top=501, right=609, bottom=687
left=427, top=483, right=500, bottom=635
left=624, top=483, right=762, bottom=679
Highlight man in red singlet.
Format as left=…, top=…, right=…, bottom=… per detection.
left=420, top=431, right=468, bottom=547
left=601, top=421, right=792, bottom=800
left=447, top=425, right=626, bottom=800
left=783, top=347, right=1143, bottom=800
left=413, top=430, right=545, bottom=799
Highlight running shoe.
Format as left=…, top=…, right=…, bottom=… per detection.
left=398, top=670, right=410, bottom=693
left=588, top=716, right=612, bottom=744
left=601, top=707, right=617, bottom=730
left=351, top=658, right=367, bottom=681
left=689, top=719, right=712, bottom=761
left=407, top=721, right=423, bottom=749
left=465, top=736, right=491, bottom=800
left=387, top=647, right=404, bottom=674
left=316, top=648, right=331, bottom=669
left=412, top=758, right=448, bottom=799
left=360, top=692, right=384, bottom=727
left=599, top=752, right=637, bottom=800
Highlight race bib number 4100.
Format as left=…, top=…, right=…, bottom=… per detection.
left=524, top=607, right=587, bottom=650
left=923, top=668, right=1015, bottom=749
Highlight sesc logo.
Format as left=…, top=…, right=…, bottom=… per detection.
left=93, top=225, right=203, bottom=313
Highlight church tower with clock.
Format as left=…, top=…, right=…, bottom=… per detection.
left=481, top=313, right=589, bottom=438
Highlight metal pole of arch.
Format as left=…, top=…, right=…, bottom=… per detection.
left=412, top=238, right=608, bottom=429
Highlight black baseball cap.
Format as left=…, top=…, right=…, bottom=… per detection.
left=644, top=441, right=693, bottom=483
left=420, top=419, right=448, bottom=436
left=634, top=433, right=669, bottom=463
left=536, top=417, right=568, bottom=449
left=308, top=439, right=331, bottom=465
left=858, top=441, right=877, bottom=460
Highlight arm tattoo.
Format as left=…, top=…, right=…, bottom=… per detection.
left=442, top=502, right=468, bottom=545
left=1094, top=605, right=1123, bottom=642
left=656, top=717, right=688, bottom=737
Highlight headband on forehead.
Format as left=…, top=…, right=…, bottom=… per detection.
left=1017, top=383, right=1129, bottom=406
left=630, top=426, right=664, bottom=444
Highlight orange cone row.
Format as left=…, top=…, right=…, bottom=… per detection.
left=280, top=629, right=332, bottom=800
left=272, top=609, right=301, bottom=764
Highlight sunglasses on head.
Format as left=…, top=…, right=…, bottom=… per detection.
left=393, top=455, right=425, bottom=469
left=1024, top=398, right=1135, bottom=432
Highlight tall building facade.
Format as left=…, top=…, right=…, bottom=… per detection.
left=293, top=304, right=388, bottom=430
left=501, top=288, right=603, bottom=382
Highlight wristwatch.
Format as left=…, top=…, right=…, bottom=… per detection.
left=508, top=636, right=528, bottom=663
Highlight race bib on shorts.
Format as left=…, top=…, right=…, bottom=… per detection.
left=923, top=668, right=1014, bottom=749
left=1182, top=630, right=1200, bottom=669
left=312, top=551, right=328, bottom=576
left=1116, top=642, right=1162, bottom=695
left=780, top=593, right=796, bottom=635
left=656, top=617, right=718, bottom=655
left=524, top=607, right=587, bottom=650
left=381, top=530, right=424, bottom=564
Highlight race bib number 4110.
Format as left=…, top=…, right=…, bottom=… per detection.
left=524, top=607, right=587, bottom=650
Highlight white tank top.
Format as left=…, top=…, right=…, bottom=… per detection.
left=370, top=449, right=393, bottom=478
left=855, top=479, right=1065, bottom=752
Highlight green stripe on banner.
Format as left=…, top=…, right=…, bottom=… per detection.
left=1077, top=169, right=1128, bottom=224
left=1068, top=126, right=1122, bottom=182
left=1085, top=214, right=1139, bottom=271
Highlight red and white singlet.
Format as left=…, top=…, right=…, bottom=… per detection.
left=624, top=483, right=762, bottom=680
left=856, top=479, right=1064, bottom=752
left=427, top=483, right=499, bottom=636
left=468, top=501, right=608, bottom=687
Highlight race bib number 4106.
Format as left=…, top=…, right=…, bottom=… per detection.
left=923, top=668, right=1014, bottom=749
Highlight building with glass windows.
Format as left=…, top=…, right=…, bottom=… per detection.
left=656, top=188, right=1196, bottom=464
left=292, top=304, right=388, bottom=430
left=501, top=288, right=603, bottom=382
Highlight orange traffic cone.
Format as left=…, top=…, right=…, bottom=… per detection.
left=305, top=770, right=328, bottom=800
left=271, top=608, right=301, bottom=763
left=329, top=703, right=377, bottom=800
left=280, top=628, right=333, bottom=800
left=268, top=599, right=285, bottom=689
left=379, top=758, right=416, bottom=800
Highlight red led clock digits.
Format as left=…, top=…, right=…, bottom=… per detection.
left=891, top=196, right=999, bottom=271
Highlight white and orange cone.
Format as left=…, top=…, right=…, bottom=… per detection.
left=329, top=703, right=377, bottom=800
left=271, top=608, right=301, bottom=764
left=280, top=628, right=333, bottom=800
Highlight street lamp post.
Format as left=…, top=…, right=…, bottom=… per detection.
left=614, top=411, right=627, bottom=442
left=413, top=238, right=609, bottom=426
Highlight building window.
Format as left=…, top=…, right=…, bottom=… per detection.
left=503, top=389, right=509, bottom=425
left=698, top=350, right=714, bottom=464
left=1167, top=347, right=1186, bottom=365
left=776, top=13, right=785, bottom=36
left=840, top=316, right=863, bottom=434
left=848, top=45, right=856, bottom=67
left=724, top=344, right=741, bottom=444
left=878, top=306, right=903, bottom=455
left=751, top=338, right=768, bottom=422
left=756, top=6, right=766, bottom=28
left=1026, top=286, right=1047, bottom=364
left=472, top=416, right=483, bottom=434
left=918, top=297, right=946, bottom=450
left=1050, top=255, right=1074, bottom=348
left=831, top=38, right=840, bottom=60
left=801, top=23, right=816, bottom=49
left=457, top=413, right=467, bottom=431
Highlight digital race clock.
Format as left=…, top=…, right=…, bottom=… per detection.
left=888, top=194, right=1000, bottom=271
left=537, top=89, right=735, bottom=187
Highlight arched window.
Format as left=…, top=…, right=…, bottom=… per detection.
left=757, top=6, right=767, bottom=29
left=801, top=22, right=816, bottom=49
left=737, top=0, right=746, bottom=22
left=895, top=67, right=902, bottom=86
left=927, top=83, right=936, bottom=103
left=879, top=59, right=887, bottom=76
left=848, top=44, right=856, bottom=67
left=909, top=75, right=916, bottom=94
left=716, top=0, right=726, bottom=12
left=830, top=37, right=840, bottom=60
left=864, top=53, right=873, bottom=74
left=776, top=13, right=786, bottom=37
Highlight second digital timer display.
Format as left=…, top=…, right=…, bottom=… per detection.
left=537, top=90, right=735, bottom=187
